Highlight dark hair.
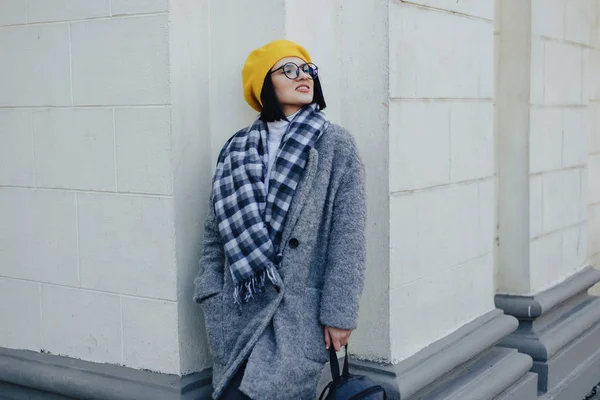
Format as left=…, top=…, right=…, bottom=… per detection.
left=259, top=73, right=327, bottom=123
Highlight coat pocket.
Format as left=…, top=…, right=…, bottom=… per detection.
left=302, top=287, right=330, bottom=364
left=199, top=287, right=224, bottom=363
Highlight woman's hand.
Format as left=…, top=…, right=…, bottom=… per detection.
left=324, top=325, right=352, bottom=351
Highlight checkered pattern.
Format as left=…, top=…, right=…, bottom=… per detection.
left=213, top=104, right=329, bottom=304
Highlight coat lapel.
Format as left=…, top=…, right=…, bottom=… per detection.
left=281, top=147, right=319, bottom=247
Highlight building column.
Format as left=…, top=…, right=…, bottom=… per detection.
left=320, top=1, right=536, bottom=399
left=495, top=1, right=600, bottom=398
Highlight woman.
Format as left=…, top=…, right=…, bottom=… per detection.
left=193, top=40, right=367, bottom=400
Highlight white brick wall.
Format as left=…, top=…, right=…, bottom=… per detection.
left=41, top=285, right=122, bottom=364
left=0, top=279, right=41, bottom=351
left=70, top=15, right=170, bottom=106
left=121, top=296, right=179, bottom=372
left=114, top=107, right=173, bottom=195
left=0, top=0, right=27, bottom=26
left=0, top=188, right=79, bottom=286
left=0, top=110, right=33, bottom=186
left=389, top=5, right=493, bottom=99
left=526, top=0, right=597, bottom=292
left=0, top=24, right=71, bottom=106
left=33, top=109, right=116, bottom=191
left=390, top=253, right=494, bottom=362
left=0, top=4, right=180, bottom=374
left=389, top=1, right=495, bottom=362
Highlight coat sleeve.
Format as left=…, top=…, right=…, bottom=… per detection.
left=193, top=192, right=225, bottom=304
left=319, top=147, right=367, bottom=330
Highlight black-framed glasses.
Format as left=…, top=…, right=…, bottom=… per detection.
left=270, top=62, right=318, bottom=80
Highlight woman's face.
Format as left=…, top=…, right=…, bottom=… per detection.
left=270, top=56, right=314, bottom=116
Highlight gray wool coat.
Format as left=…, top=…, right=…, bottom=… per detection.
left=193, top=123, right=367, bottom=400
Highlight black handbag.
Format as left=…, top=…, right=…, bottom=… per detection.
left=318, top=345, right=387, bottom=400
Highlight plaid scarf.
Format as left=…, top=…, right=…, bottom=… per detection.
left=213, top=104, right=329, bottom=304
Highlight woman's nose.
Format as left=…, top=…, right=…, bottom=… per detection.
left=297, top=70, right=310, bottom=80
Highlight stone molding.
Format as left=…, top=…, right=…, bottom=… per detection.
left=495, top=266, right=600, bottom=319
left=318, top=309, right=537, bottom=400
left=0, top=347, right=212, bottom=400
left=496, top=266, right=600, bottom=398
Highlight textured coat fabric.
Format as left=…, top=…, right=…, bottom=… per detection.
left=193, top=123, right=367, bottom=400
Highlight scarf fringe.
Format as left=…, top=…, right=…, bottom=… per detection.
left=233, top=265, right=279, bottom=305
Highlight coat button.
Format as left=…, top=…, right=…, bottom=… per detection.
left=288, top=238, right=299, bottom=249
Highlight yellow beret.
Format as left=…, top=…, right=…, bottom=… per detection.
left=242, top=40, right=312, bottom=112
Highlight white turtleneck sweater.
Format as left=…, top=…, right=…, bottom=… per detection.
left=264, top=110, right=300, bottom=195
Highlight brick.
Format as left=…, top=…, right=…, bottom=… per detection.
left=0, top=188, right=78, bottom=286
left=478, top=179, right=495, bottom=255
left=591, top=103, right=600, bottom=153
left=0, top=279, right=40, bottom=351
left=530, top=232, right=562, bottom=291
left=590, top=50, right=600, bottom=101
left=77, top=193, right=177, bottom=300
left=530, top=175, right=544, bottom=238
left=33, top=109, right=115, bottom=191
left=589, top=154, right=600, bottom=204
left=0, top=0, right=27, bottom=26
left=390, top=194, right=419, bottom=288
left=530, top=38, right=545, bottom=105
left=450, top=102, right=494, bottom=182
left=71, top=15, right=170, bottom=105
left=562, top=108, right=589, bottom=168
left=115, top=107, right=172, bottom=195
left=0, top=110, right=33, bottom=186
left=391, top=183, right=480, bottom=288
left=0, top=25, right=71, bottom=106
left=389, top=4, right=493, bottom=99
left=532, top=0, right=564, bottom=40
left=122, top=297, right=179, bottom=373
left=390, top=253, right=494, bottom=361
left=450, top=254, right=495, bottom=323
left=543, top=169, right=582, bottom=232
left=389, top=101, right=450, bottom=191
left=27, top=0, right=110, bottom=23
left=594, top=1, right=600, bottom=49
left=544, top=42, right=583, bottom=105
left=529, top=108, right=563, bottom=173
left=564, top=0, right=596, bottom=46
left=581, top=167, right=589, bottom=221
left=111, top=0, right=168, bottom=15
left=41, top=286, right=121, bottom=363
left=562, top=224, right=587, bottom=273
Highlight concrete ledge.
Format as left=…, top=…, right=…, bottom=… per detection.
left=499, top=293, right=600, bottom=361
left=538, top=339, right=600, bottom=400
left=533, top=320, right=600, bottom=393
left=496, top=266, right=600, bottom=396
left=495, top=266, right=600, bottom=319
left=494, top=372, right=538, bottom=400
left=320, top=309, right=533, bottom=400
left=0, top=347, right=212, bottom=400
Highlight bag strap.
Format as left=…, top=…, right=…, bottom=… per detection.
left=329, top=344, right=351, bottom=380
left=342, top=344, right=350, bottom=378
left=329, top=345, right=340, bottom=381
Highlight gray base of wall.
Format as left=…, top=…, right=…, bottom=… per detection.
left=0, top=347, right=212, bottom=400
left=496, top=266, right=600, bottom=400
left=317, top=309, right=536, bottom=400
